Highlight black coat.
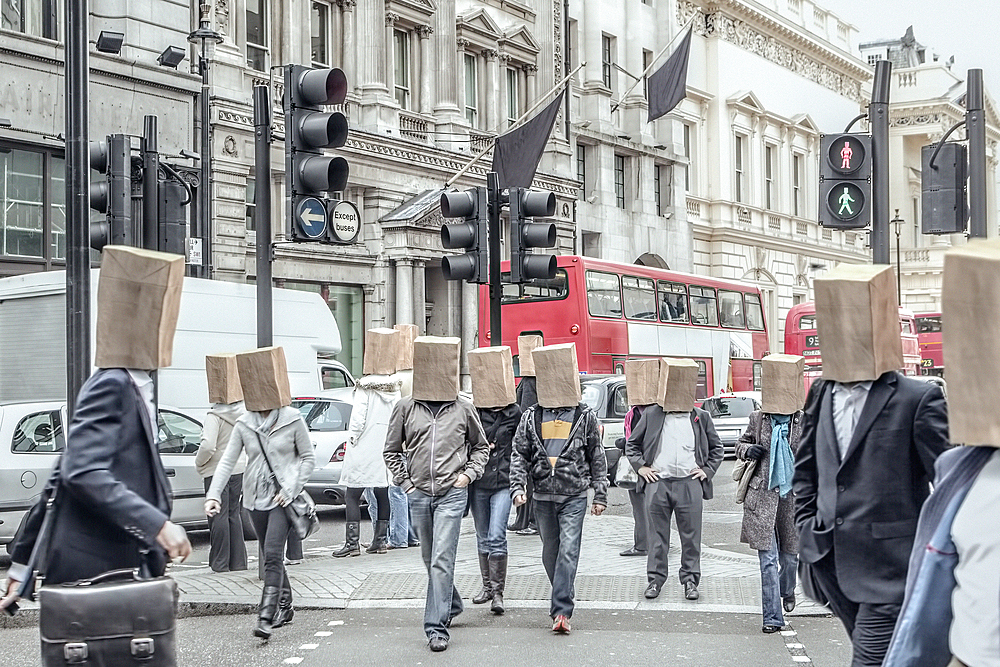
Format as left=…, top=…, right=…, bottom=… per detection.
left=515, top=376, right=537, bottom=411
left=10, top=369, right=172, bottom=584
left=473, top=403, right=523, bottom=490
left=625, top=406, right=724, bottom=499
left=792, top=371, right=950, bottom=604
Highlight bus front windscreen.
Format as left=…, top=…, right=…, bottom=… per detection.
left=501, top=269, right=569, bottom=303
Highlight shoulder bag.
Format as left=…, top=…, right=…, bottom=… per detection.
left=256, top=432, right=320, bottom=540
left=614, top=455, right=638, bottom=490
left=733, top=414, right=764, bottom=504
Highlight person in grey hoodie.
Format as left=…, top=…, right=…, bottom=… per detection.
left=196, top=400, right=248, bottom=572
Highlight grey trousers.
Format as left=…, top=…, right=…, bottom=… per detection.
left=645, top=477, right=703, bottom=587
left=203, top=474, right=247, bottom=573
left=627, top=488, right=648, bottom=552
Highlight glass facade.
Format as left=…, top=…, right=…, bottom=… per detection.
left=0, top=144, right=67, bottom=273
left=282, top=281, right=364, bottom=378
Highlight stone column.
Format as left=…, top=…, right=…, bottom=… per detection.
left=413, top=260, right=426, bottom=333
left=498, top=52, right=512, bottom=127
left=416, top=25, right=434, bottom=115
left=433, top=0, right=460, bottom=114
left=523, top=63, right=538, bottom=109
left=482, top=48, right=499, bottom=131
left=338, top=0, right=355, bottom=88
left=363, top=284, right=377, bottom=329
left=461, top=281, right=479, bottom=391
left=385, top=12, right=399, bottom=101
left=456, top=38, right=470, bottom=120
left=395, top=258, right=414, bottom=325
left=357, top=0, right=387, bottom=94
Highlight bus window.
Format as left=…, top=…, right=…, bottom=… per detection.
left=689, top=286, right=719, bottom=326
left=696, top=359, right=709, bottom=399
left=501, top=269, right=569, bottom=302
left=799, top=314, right=816, bottom=330
left=657, top=281, right=688, bottom=323
left=719, top=290, right=745, bottom=329
left=586, top=271, right=622, bottom=318
left=622, top=276, right=657, bottom=320
left=901, top=319, right=913, bottom=335
left=745, top=293, right=765, bottom=331
left=916, top=315, right=941, bottom=334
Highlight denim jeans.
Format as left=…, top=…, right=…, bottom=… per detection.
left=248, top=507, right=292, bottom=602
left=758, top=529, right=798, bottom=627
left=534, top=495, right=587, bottom=619
left=388, top=485, right=410, bottom=548
left=470, top=485, right=512, bottom=556
left=408, top=486, right=467, bottom=640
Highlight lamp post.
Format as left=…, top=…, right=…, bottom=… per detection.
left=892, top=209, right=904, bottom=305
left=187, top=3, right=223, bottom=279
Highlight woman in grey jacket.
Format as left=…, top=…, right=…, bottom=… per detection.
left=206, top=405, right=314, bottom=640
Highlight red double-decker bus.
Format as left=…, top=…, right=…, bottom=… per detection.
left=478, top=256, right=770, bottom=399
left=915, top=312, right=944, bottom=377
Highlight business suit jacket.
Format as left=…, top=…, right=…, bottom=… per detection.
left=792, top=371, right=949, bottom=604
left=10, top=369, right=172, bottom=585
left=625, top=406, right=724, bottom=499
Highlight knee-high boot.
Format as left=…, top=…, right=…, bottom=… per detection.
left=472, top=553, right=492, bottom=604
left=489, top=554, right=507, bottom=615
left=333, top=521, right=361, bottom=557
left=254, top=585, right=280, bottom=639
left=272, top=586, right=294, bottom=628
left=366, top=520, right=390, bottom=554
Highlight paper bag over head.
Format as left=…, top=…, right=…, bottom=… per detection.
left=517, top=335, right=543, bottom=377
left=943, top=240, right=1000, bottom=446
left=236, top=346, right=292, bottom=412
left=412, top=336, right=461, bottom=401
left=533, top=343, right=581, bottom=408
left=625, top=358, right=660, bottom=407
left=814, top=264, right=903, bottom=382
left=206, top=353, right=243, bottom=404
left=657, top=358, right=699, bottom=412
left=468, top=346, right=516, bottom=409
left=95, top=246, right=185, bottom=370
left=393, top=324, right=419, bottom=370
left=363, top=328, right=401, bottom=376
left=761, top=354, right=805, bottom=415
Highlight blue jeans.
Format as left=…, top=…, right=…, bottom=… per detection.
left=470, top=485, right=511, bottom=556
left=388, top=485, right=410, bottom=547
left=534, top=495, right=587, bottom=619
left=759, top=530, right=798, bottom=627
left=408, top=486, right=467, bottom=640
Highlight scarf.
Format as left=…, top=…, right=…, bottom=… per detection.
left=767, top=414, right=794, bottom=498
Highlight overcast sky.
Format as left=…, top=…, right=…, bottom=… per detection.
left=819, top=0, right=999, bottom=103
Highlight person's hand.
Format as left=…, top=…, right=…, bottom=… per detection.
left=591, top=503, right=606, bottom=516
left=689, top=467, right=708, bottom=481
left=489, top=442, right=496, bottom=450
left=453, top=473, right=471, bottom=489
left=204, top=499, right=221, bottom=516
left=638, top=466, right=659, bottom=483
left=274, top=491, right=290, bottom=507
left=745, top=445, right=766, bottom=461
left=0, top=578, right=20, bottom=612
left=156, top=521, right=192, bottom=562
left=513, top=494, right=527, bottom=507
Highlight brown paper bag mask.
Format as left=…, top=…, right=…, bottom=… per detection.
left=412, top=336, right=461, bottom=401
left=206, top=354, right=243, bottom=404
left=657, top=358, right=699, bottom=412
left=363, top=328, right=401, bottom=376
left=394, top=324, right=419, bottom=370
left=761, top=354, right=805, bottom=415
left=625, top=359, right=660, bottom=406
left=468, top=347, right=516, bottom=409
left=95, top=246, right=185, bottom=370
left=517, top=335, right=543, bottom=377
left=814, top=264, right=903, bottom=382
left=236, top=346, right=292, bottom=412
left=943, top=240, right=1000, bottom=446
left=533, top=343, right=581, bottom=408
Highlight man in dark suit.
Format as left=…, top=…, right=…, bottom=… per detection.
left=626, top=359, right=724, bottom=602
left=793, top=264, right=949, bottom=667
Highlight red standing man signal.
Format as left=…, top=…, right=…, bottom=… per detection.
left=841, top=141, right=853, bottom=170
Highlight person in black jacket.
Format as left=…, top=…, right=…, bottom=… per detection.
left=510, top=335, right=542, bottom=535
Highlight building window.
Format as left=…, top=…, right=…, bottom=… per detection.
left=464, top=53, right=478, bottom=126
left=2, top=0, right=59, bottom=40
left=506, top=67, right=519, bottom=126
left=0, top=143, right=67, bottom=268
left=394, top=29, right=411, bottom=109
left=614, top=154, right=626, bottom=209
left=654, top=164, right=662, bottom=216
left=683, top=123, right=692, bottom=192
left=734, top=134, right=745, bottom=203
left=764, top=145, right=775, bottom=210
left=245, top=174, right=256, bottom=231
left=642, top=49, right=652, bottom=97
left=793, top=153, right=803, bottom=217
left=246, top=0, right=267, bottom=71
left=311, top=2, right=329, bottom=67
left=601, top=34, right=614, bottom=90
left=283, top=282, right=364, bottom=378
left=654, top=164, right=671, bottom=216
left=576, top=143, right=586, bottom=190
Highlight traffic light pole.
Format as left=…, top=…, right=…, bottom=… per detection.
left=870, top=59, right=892, bottom=264
left=487, top=172, right=502, bottom=347
left=142, top=115, right=159, bottom=251
left=253, top=85, right=273, bottom=348
left=967, top=69, right=987, bottom=239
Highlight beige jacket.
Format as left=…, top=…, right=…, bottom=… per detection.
left=196, top=402, right=247, bottom=478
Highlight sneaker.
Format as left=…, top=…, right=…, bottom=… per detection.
left=516, top=526, right=539, bottom=536
left=284, top=558, right=302, bottom=566
left=620, top=547, right=647, bottom=557
left=428, top=637, right=448, bottom=652
left=551, top=615, right=571, bottom=634
left=684, top=582, right=699, bottom=600
left=408, top=540, right=421, bottom=547
left=762, top=625, right=782, bottom=634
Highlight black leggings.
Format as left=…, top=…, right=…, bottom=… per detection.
left=345, top=486, right=390, bottom=523
left=249, top=507, right=291, bottom=596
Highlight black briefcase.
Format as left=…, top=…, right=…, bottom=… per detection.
left=39, top=569, right=178, bottom=667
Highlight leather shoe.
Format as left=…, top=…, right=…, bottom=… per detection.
left=428, top=637, right=448, bottom=652
left=620, top=547, right=647, bottom=557
left=782, top=594, right=796, bottom=613
left=762, top=625, right=782, bottom=634
left=643, top=582, right=660, bottom=599
left=684, top=582, right=699, bottom=600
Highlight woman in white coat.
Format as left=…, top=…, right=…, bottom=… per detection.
left=333, top=373, right=402, bottom=557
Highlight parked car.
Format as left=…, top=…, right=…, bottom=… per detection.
left=1, top=401, right=208, bottom=549
left=580, top=374, right=628, bottom=481
left=291, top=392, right=354, bottom=506
left=700, top=392, right=762, bottom=457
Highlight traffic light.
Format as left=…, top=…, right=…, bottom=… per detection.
left=440, top=187, right=488, bottom=283
left=508, top=188, right=557, bottom=283
left=921, top=142, right=967, bottom=234
left=818, top=133, right=871, bottom=229
left=284, top=64, right=350, bottom=242
left=158, top=178, right=188, bottom=255
left=88, top=134, right=133, bottom=250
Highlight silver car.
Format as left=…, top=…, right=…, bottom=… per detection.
left=291, top=392, right=353, bottom=506
left=700, top=392, right=762, bottom=458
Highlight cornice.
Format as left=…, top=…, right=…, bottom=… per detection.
left=692, top=219, right=870, bottom=263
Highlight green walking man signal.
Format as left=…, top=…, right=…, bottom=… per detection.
left=819, top=133, right=871, bottom=229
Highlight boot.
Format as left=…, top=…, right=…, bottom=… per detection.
left=472, top=553, right=492, bottom=604
left=271, top=587, right=294, bottom=629
left=254, top=585, right=280, bottom=639
left=489, top=554, right=507, bottom=615
left=333, top=521, right=361, bottom=558
left=366, top=520, right=390, bottom=554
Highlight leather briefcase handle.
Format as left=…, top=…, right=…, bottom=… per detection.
left=71, top=569, right=141, bottom=587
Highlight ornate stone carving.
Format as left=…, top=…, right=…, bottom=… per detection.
left=416, top=24, right=433, bottom=39
left=523, top=63, right=538, bottom=75
left=385, top=11, right=399, bottom=26
left=456, top=37, right=471, bottom=51
left=481, top=48, right=499, bottom=61
left=223, top=135, right=238, bottom=157
left=337, top=0, right=356, bottom=10
left=215, top=0, right=230, bottom=37
left=498, top=52, right=512, bottom=64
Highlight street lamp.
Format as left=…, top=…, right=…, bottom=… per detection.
left=892, top=209, right=904, bottom=305
left=187, top=2, right=223, bottom=279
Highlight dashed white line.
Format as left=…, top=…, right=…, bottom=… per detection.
left=299, top=644, right=319, bottom=650
left=328, top=620, right=344, bottom=626
left=314, top=631, right=332, bottom=637
left=283, top=659, right=303, bottom=665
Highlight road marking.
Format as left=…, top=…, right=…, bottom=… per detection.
left=328, top=620, right=344, bottom=626
left=315, top=632, right=332, bottom=637
left=781, top=624, right=815, bottom=665
left=299, top=644, right=319, bottom=650
left=283, top=659, right=303, bottom=665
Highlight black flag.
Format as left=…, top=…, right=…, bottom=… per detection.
left=647, top=27, right=693, bottom=122
left=491, top=91, right=565, bottom=189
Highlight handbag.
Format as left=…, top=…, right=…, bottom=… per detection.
left=734, top=458, right=758, bottom=504
left=256, top=433, right=320, bottom=540
left=614, top=455, right=638, bottom=490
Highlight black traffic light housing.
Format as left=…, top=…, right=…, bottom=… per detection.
left=509, top=188, right=557, bottom=283
left=88, top=134, right=133, bottom=250
left=921, top=142, right=967, bottom=234
left=818, top=133, right=871, bottom=230
left=440, top=187, right=488, bottom=283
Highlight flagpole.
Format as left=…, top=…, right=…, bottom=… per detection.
left=610, top=17, right=695, bottom=114
left=445, top=61, right=587, bottom=188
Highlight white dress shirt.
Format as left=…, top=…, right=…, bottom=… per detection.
left=652, top=413, right=697, bottom=479
left=831, top=381, right=872, bottom=460
left=126, top=369, right=158, bottom=444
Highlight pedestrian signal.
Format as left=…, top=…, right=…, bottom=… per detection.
left=819, top=133, right=871, bottom=229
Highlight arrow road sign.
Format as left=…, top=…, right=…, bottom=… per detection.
left=295, top=196, right=328, bottom=239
